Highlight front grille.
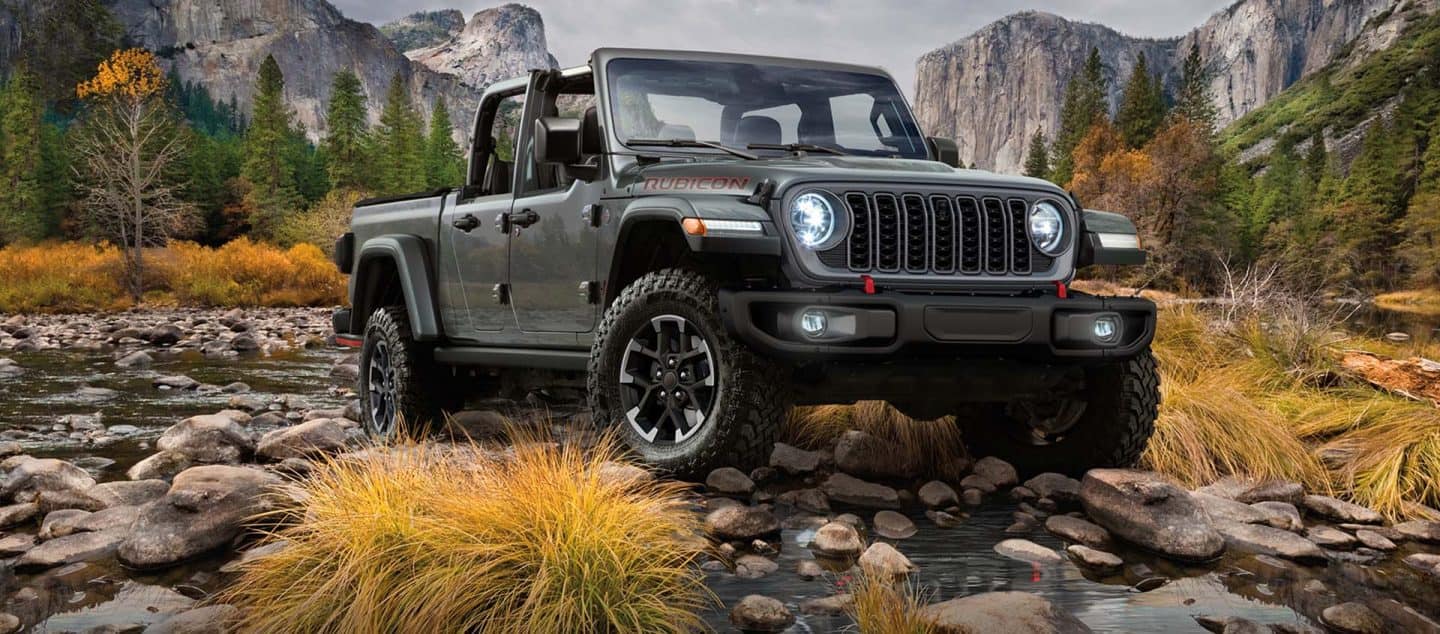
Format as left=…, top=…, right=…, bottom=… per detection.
left=831, top=190, right=1049, bottom=277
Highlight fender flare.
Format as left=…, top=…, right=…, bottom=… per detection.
left=354, top=235, right=442, bottom=341
left=617, top=197, right=781, bottom=256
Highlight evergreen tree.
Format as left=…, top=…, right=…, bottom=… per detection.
left=323, top=70, right=370, bottom=190
left=1303, top=131, right=1329, bottom=183
left=1330, top=120, right=1405, bottom=286
left=0, top=69, right=48, bottom=243
left=425, top=98, right=464, bottom=189
left=242, top=55, right=301, bottom=237
left=1400, top=116, right=1440, bottom=285
left=1174, top=44, right=1218, bottom=132
left=1115, top=52, right=1166, bottom=148
left=1051, top=48, right=1108, bottom=186
left=1023, top=129, right=1050, bottom=179
left=375, top=74, right=426, bottom=195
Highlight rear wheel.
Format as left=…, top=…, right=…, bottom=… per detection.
left=957, top=351, right=1159, bottom=477
left=358, top=307, right=457, bottom=440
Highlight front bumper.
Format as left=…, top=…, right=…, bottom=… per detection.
left=718, top=289, right=1155, bottom=360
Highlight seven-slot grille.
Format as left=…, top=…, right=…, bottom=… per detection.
left=829, top=191, right=1047, bottom=277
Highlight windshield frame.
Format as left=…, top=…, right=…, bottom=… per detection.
left=595, top=50, right=931, bottom=162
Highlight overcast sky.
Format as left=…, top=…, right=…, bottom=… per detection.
left=333, top=0, right=1236, bottom=94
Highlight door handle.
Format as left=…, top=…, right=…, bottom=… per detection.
left=511, top=209, right=540, bottom=228
left=452, top=213, right=481, bottom=232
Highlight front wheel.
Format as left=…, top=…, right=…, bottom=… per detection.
left=957, top=351, right=1160, bottom=477
left=588, top=269, right=788, bottom=478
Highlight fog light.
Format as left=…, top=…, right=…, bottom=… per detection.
left=799, top=309, right=828, bottom=339
left=1093, top=314, right=1122, bottom=344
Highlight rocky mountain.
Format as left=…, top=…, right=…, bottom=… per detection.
left=405, top=4, right=557, bottom=90
left=380, top=9, right=466, bottom=53
left=916, top=0, right=1404, bottom=173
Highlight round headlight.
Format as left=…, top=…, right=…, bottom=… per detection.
left=1028, top=200, right=1067, bottom=256
left=789, top=190, right=845, bottom=250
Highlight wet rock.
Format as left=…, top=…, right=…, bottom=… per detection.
left=118, top=465, right=282, bottom=569
left=0, top=358, right=22, bottom=377
left=127, top=452, right=194, bottom=481
left=1080, top=469, right=1224, bottom=562
left=994, top=538, right=1062, bottom=564
left=73, top=504, right=141, bottom=534
left=973, top=456, right=1019, bottom=487
left=230, top=334, right=260, bottom=352
left=799, top=593, right=853, bottom=615
left=918, top=481, right=959, bottom=508
left=115, top=351, right=153, bottom=368
left=35, top=488, right=107, bottom=514
left=88, top=480, right=171, bottom=508
left=227, top=394, right=270, bottom=412
left=0, top=502, right=37, bottom=527
left=1194, top=616, right=1268, bottom=634
left=821, top=473, right=901, bottom=509
left=705, top=467, right=755, bottom=497
left=1251, top=501, right=1304, bottom=532
left=810, top=521, right=865, bottom=559
left=776, top=488, right=829, bottom=514
left=1067, top=545, right=1123, bottom=575
left=1193, top=492, right=1270, bottom=525
left=1320, top=602, right=1384, bottom=634
left=144, top=324, right=184, bottom=345
left=156, top=414, right=256, bottom=464
left=1215, top=522, right=1326, bottom=563
left=221, top=382, right=252, bottom=394
left=1025, top=473, right=1082, bottom=507
left=704, top=505, right=780, bottom=541
left=1301, top=495, right=1382, bottom=525
left=734, top=554, right=779, bottom=579
left=1045, top=515, right=1110, bottom=548
left=834, top=430, right=917, bottom=480
left=0, top=442, right=20, bottom=459
left=1307, top=525, right=1358, bottom=550
left=152, top=375, right=200, bottom=390
left=39, top=508, right=91, bottom=540
left=926, top=509, right=965, bottom=528
left=144, top=604, right=242, bottom=634
left=329, top=362, right=359, bottom=381
left=1, top=457, right=97, bottom=503
left=0, top=533, right=35, bottom=556
left=873, top=510, right=917, bottom=539
left=920, top=591, right=1092, bottom=633
left=858, top=542, right=916, bottom=577
left=596, top=462, right=651, bottom=486
left=769, top=443, right=824, bottom=475
left=1366, top=599, right=1440, bottom=633
left=1354, top=529, right=1397, bottom=551
left=796, top=559, right=824, bottom=580
left=962, top=488, right=984, bottom=506
left=1395, top=520, right=1440, bottom=544
left=1402, top=552, right=1440, bottom=573
left=1234, top=480, right=1304, bottom=505
left=16, top=529, right=125, bottom=570
left=729, top=594, right=794, bottom=633
left=960, top=473, right=998, bottom=494
left=256, top=419, right=347, bottom=460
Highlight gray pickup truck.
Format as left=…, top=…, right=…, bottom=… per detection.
left=332, top=48, right=1158, bottom=477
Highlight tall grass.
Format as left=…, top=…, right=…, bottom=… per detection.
left=785, top=402, right=966, bottom=479
left=847, top=569, right=936, bottom=634
left=221, top=433, right=711, bottom=634
left=0, top=242, right=132, bottom=312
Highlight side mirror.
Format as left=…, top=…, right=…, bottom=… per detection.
left=926, top=136, right=961, bottom=168
left=534, top=116, right=582, bottom=165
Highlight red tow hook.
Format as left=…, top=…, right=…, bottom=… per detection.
left=861, top=275, right=877, bottom=295
left=334, top=334, right=364, bottom=348
left=1055, top=281, right=1069, bottom=299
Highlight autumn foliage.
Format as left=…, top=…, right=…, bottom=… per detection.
left=76, top=48, right=165, bottom=101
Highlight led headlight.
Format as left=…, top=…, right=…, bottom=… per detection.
left=789, top=190, right=847, bottom=250
left=1028, top=200, right=1067, bottom=256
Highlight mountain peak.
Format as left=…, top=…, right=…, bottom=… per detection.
left=408, top=3, right=556, bottom=89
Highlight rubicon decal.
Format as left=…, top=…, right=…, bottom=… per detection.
left=641, top=176, right=751, bottom=193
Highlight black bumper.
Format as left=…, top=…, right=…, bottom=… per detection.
left=718, top=289, right=1155, bottom=361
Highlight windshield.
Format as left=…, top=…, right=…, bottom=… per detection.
left=606, top=58, right=929, bottom=160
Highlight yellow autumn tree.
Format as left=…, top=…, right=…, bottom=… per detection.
left=76, top=48, right=166, bottom=101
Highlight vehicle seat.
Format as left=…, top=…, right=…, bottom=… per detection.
left=735, top=116, right=782, bottom=147
left=486, top=153, right=512, bottom=195
left=659, top=124, right=696, bottom=140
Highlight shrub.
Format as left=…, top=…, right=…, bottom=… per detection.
left=0, top=242, right=131, bottom=313
left=157, top=238, right=345, bottom=307
left=785, top=402, right=966, bottom=479
left=222, top=435, right=711, bottom=634
left=846, top=569, right=935, bottom=634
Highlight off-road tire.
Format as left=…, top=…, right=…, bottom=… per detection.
left=358, top=306, right=457, bottom=440
left=957, top=350, right=1159, bottom=477
left=588, top=269, right=787, bottom=478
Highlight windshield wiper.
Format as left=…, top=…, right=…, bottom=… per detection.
left=747, top=142, right=847, bottom=156
left=628, top=138, right=758, bottom=160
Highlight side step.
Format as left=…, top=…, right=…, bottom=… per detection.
left=432, top=346, right=588, bottom=372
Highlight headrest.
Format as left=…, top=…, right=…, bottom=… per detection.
left=735, top=116, right=782, bottom=146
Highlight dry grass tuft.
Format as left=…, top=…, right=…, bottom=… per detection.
left=1375, top=289, right=1440, bottom=316
left=846, top=569, right=936, bottom=634
left=221, top=433, right=711, bottom=634
left=785, top=402, right=966, bottom=478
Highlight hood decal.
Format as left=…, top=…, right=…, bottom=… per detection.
left=641, top=176, right=752, bottom=194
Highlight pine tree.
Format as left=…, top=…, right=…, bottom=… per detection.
left=1331, top=120, right=1404, bottom=287
left=376, top=74, right=426, bottom=195
left=1023, top=129, right=1050, bottom=179
left=1303, top=131, right=1329, bottom=183
left=1400, top=117, right=1440, bottom=285
left=323, top=70, right=369, bottom=191
left=1174, top=44, right=1217, bottom=132
left=242, top=55, right=301, bottom=237
left=0, top=68, right=48, bottom=243
left=1115, top=52, right=1166, bottom=148
left=1051, top=48, right=1108, bottom=186
left=425, top=98, right=464, bottom=189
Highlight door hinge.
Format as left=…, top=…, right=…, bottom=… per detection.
left=492, top=283, right=510, bottom=305
left=581, top=204, right=606, bottom=228
left=578, top=281, right=599, bottom=304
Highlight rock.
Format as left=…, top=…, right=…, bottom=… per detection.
left=16, top=529, right=125, bottom=570
left=1401, top=552, right=1440, bottom=573
left=219, top=539, right=290, bottom=574
left=796, top=559, right=824, bottom=580
left=1193, top=492, right=1270, bottom=525
left=1354, top=529, right=1397, bottom=551
left=118, top=465, right=282, bottom=569
left=994, top=538, right=1063, bottom=564
left=1320, top=602, right=1384, bottom=634
left=1302, top=495, right=1382, bottom=524
left=920, top=591, right=1092, bottom=633
left=810, top=521, right=865, bottom=559
left=35, top=488, right=107, bottom=514
left=833, top=430, right=917, bottom=479
left=799, top=593, right=853, bottom=615
left=115, top=351, right=153, bottom=368
left=1307, top=525, right=1358, bottom=550
left=88, top=480, right=171, bottom=507
left=2, top=457, right=98, bottom=503
left=0, top=358, right=21, bottom=377
left=596, top=462, right=651, bottom=486
left=1045, top=515, right=1110, bottom=548
left=777, top=488, right=829, bottom=514
left=729, top=595, right=794, bottom=633
left=1385, top=331, right=1412, bottom=343
left=858, top=542, right=916, bottom=577
left=1215, top=522, right=1326, bottom=563
left=918, top=481, right=959, bottom=508
left=0, top=533, right=35, bottom=556
left=705, top=467, right=755, bottom=497
left=127, top=452, right=194, bottom=481
left=1025, top=473, right=1082, bottom=506
left=1066, top=545, right=1123, bottom=574
left=39, top=508, right=91, bottom=539
left=704, top=505, right=780, bottom=541
left=962, top=488, right=984, bottom=506
left=0, top=502, right=38, bottom=527
left=1194, top=616, right=1267, bottom=634
left=1252, top=501, right=1304, bottom=531
left=873, top=510, right=917, bottom=539
left=156, top=414, right=256, bottom=464
left=1395, top=520, right=1440, bottom=543
left=769, top=443, right=824, bottom=475
left=1080, top=469, right=1224, bottom=562
left=144, top=324, right=184, bottom=345
left=734, top=554, right=779, bottom=579
left=821, top=473, right=901, bottom=509
left=927, top=509, right=966, bottom=528
left=256, top=419, right=347, bottom=460
left=0, top=442, right=20, bottom=458
left=152, top=375, right=200, bottom=390
left=230, top=333, right=260, bottom=352
left=973, top=457, right=1019, bottom=487
left=1366, top=599, right=1440, bottom=634
left=144, top=604, right=242, bottom=634
left=1234, top=480, right=1304, bottom=505
left=73, top=504, right=141, bottom=534
left=960, top=473, right=998, bottom=494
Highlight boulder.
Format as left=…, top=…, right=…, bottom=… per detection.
left=16, top=529, right=125, bottom=570
left=833, top=430, right=917, bottom=479
left=873, top=510, right=917, bottom=539
left=118, top=465, right=282, bottom=569
left=1, top=457, right=97, bottom=503
left=87, top=480, right=170, bottom=508
left=1302, top=495, right=1382, bottom=525
left=1395, top=520, right=1440, bottom=543
left=0, top=502, right=37, bottom=527
left=115, top=351, right=153, bottom=368
left=256, top=419, right=347, bottom=460
left=972, top=457, right=1019, bottom=488
left=729, top=595, right=794, bottom=633
left=0, top=533, right=35, bottom=557
left=734, top=554, right=779, bottom=579
left=960, top=474, right=998, bottom=494
left=920, top=592, right=1092, bottom=633
left=704, top=467, right=755, bottom=497
left=769, top=443, right=824, bottom=475
left=821, top=473, right=901, bottom=509
left=857, top=542, right=915, bottom=577
left=1024, top=473, right=1082, bottom=507
left=144, top=604, right=242, bottom=634
left=1251, top=501, right=1304, bottom=532
left=777, top=488, right=829, bottom=514
left=143, top=324, right=184, bottom=345
left=1079, top=469, right=1224, bottom=562
left=1307, top=525, right=1358, bottom=550
left=1193, top=492, right=1271, bottom=525
left=1320, top=602, right=1384, bottom=634
left=73, top=504, right=141, bottom=534
left=1044, top=515, right=1110, bottom=548
left=1354, top=529, right=1397, bottom=551
left=810, top=521, right=865, bottom=559
left=156, top=414, right=255, bottom=464
left=704, top=505, right=780, bottom=541
left=39, top=508, right=91, bottom=539
left=799, top=594, right=854, bottom=615
left=127, top=452, right=194, bottom=481
left=1066, top=545, right=1123, bottom=574
left=1215, top=522, right=1326, bottom=563
left=152, top=375, right=200, bottom=390
left=35, top=488, right=106, bottom=514
left=1234, top=480, right=1304, bottom=505
left=994, top=539, right=1063, bottom=564
left=917, top=481, right=959, bottom=508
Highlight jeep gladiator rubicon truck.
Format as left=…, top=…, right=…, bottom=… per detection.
left=331, top=49, right=1158, bottom=477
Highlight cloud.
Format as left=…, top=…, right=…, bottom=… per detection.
left=334, top=0, right=1234, bottom=94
